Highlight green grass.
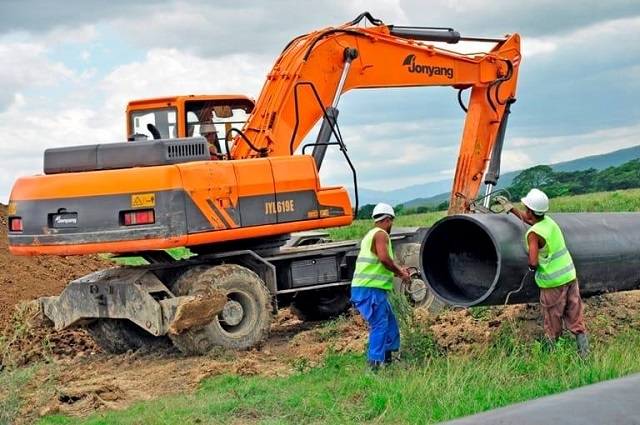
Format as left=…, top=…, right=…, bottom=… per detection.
left=1, top=362, right=57, bottom=425
left=328, top=211, right=445, bottom=241
left=36, top=328, right=640, bottom=425
left=548, top=188, right=640, bottom=212
left=1, top=366, right=38, bottom=425
left=27, top=188, right=640, bottom=423
left=106, top=247, right=193, bottom=266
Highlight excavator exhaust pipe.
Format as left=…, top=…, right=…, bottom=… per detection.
left=419, top=213, right=640, bottom=307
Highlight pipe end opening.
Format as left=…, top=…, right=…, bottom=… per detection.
left=421, top=217, right=499, bottom=306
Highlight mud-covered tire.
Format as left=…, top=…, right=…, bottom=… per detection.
left=170, top=264, right=272, bottom=354
left=87, top=319, right=166, bottom=354
left=290, top=287, right=352, bottom=321
left=394, top=242, right=445, bottom=315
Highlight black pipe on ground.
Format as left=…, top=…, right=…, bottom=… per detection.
left=419, top=213, right=640, bottom=307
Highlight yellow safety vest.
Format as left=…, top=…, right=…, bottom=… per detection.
left=351, top=227, right=394, bottom=291
left=526, top=216, right=576, bottom=288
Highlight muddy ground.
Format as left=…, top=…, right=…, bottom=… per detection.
left=1, top=203, right=639, bottom=422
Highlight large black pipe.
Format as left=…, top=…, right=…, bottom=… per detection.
left=420, top=213, right=640, bottom=307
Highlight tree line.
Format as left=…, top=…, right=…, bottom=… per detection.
left=505, top=158, right=640, bottom=200
left=356, top=158, right=640, bottom=219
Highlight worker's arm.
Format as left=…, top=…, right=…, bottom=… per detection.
left=495, top=196, right=535, bottom=225
left=510, top=207, right=534, bottom=225
left=372, top=231, right=410, bottom=281
left=527, top=231, right=541, bottom=271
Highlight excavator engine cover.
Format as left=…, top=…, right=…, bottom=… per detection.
left=44, top=137, right=210, bottom=175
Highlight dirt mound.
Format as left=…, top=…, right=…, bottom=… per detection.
left=6, top=309, right=370, bottom=419
left=0, top=203, right=111, bottom=371
left=0, top=201, right=367, bottom=420
left=1, top=300, right=100, bottom=369
left=429, top=291, right=640, bottom=353
left=0, top=204, right=114, bottom=325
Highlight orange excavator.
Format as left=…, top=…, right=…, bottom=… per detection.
left=6, top=12, right=520, bottom=354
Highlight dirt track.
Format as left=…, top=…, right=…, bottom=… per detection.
left=2, top=202, right=640, bottom=421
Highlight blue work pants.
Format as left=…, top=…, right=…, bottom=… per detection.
left=351, top=286, right=400, bottom=362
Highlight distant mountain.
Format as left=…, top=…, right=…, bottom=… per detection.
left=549, top=145, right=640, bottom=172
left=349, top=145, right=640, bottom=208
left=346, top=187, right=400, bottom=209
left=346, top=181, right=452, bottom=208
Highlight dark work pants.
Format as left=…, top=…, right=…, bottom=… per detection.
left=539, top=279, right=587, bottom=339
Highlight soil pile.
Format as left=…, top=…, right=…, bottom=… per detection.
left=1, top=203, right=115, bottom=368
left=0, top=204, right=114, bottom=324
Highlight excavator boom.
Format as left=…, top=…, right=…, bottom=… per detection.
left=232, top=12, right=521, bottom=213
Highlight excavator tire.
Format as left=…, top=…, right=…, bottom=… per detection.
left=290, top=287, right=352, bottom=321
left=394, top=242, right=445, bottom=315
left=169, top=264, right=272, bottom=354
left=87, top=319, right=169, bottom=354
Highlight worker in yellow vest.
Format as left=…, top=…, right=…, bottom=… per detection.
left=497, top=189, right=589, bottom=356
left=351, top=203, right=411, bottom=371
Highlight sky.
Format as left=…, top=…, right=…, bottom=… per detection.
left=1, top=0, right=639, bottom=204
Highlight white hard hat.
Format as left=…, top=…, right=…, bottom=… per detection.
left=521, top=188, right=549, bottom=213
left=372, top=203, right=395, bottom=222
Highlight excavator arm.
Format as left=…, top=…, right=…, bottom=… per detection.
left=231, top=12, right=521, bottom=214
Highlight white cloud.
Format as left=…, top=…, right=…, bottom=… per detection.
left=0, top=40, right=76, bottom=108
left=521, top=38, right=557, bottom=58
left=99, top=48, right=270, bottom=118
left=46, top=25, right=100, bottom=47
left=508, top=124, right=640, bottom=168
left=499, top=150, right=534, bottom=173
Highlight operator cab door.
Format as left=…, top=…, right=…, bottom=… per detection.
left=185, top=98, right=254, bottom=158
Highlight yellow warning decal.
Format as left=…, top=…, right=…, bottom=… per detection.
left=131, top=193, right=156, bottom=208
left=7, top=202, right=16, bottom=215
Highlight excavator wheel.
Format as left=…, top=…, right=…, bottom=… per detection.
left=87, top=319, right=170, bottom=354
left=290, top=287, right=352, bottom=321
left=169, top=264, right=272, bottom=355
left=394, top=242, right=445, bottom=315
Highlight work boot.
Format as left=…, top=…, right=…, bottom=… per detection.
left=384, top=351, right=393, bottom=365
left=367, top=359, right=383, bottom=372
left=576, top=333, right=590, bottom=357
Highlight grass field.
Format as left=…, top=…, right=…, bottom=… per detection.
left=34, top=313, right=640, bottom=424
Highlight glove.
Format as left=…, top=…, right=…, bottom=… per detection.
left=495, top=195, right=514, bottom=213
left=528, top=264, right=537, bottom=272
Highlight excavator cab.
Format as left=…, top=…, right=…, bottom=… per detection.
left=126, top=95, right=255, bottom=151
